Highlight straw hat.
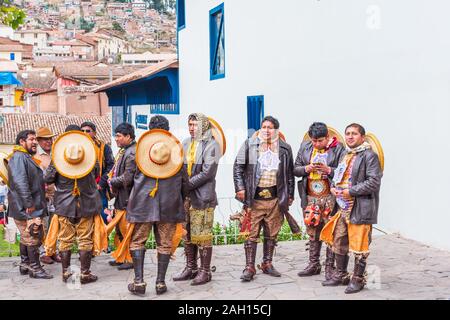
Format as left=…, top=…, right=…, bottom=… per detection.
left=365, top=133, right=385, bottom=172
left=0, top=152, right=9, bottom=185
left=51, top=131, right=96, bottom=179
left=208, top=117, right=227, bottom=157
left=36, top=127, right=57, bottom=139
left=136, top=129, right=184, bottom=179
left=302, top=126, right=344, bottom=144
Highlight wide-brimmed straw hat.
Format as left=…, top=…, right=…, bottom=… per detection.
left=302, top=126, right=344, bottom=144
left=51, top=131, right=96, bottom=179
left=208, top=117, right=227, bottom=157
left=136, top=129, right=184, bottom=179
left=365, top=133, right=385, bottom=172
left=0, top=152, right=9, bottom=185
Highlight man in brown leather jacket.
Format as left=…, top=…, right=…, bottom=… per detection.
left=321, top=123, right=382, bottom=294
left=44, top=125, right=101, bottom=285
left=233, top=116, right=295, bottom=282
left=107, top=122, right=136, bottom=270
left=294, top=122, right=345, bottom=280
left=126, top=115, right=188, bottom=296
left=8, top=130, right=53, bottom=279
left=173, top=113, right=220, bottom=286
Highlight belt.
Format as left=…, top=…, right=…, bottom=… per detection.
left=254, top=186, right=277, bottom=201
left=307, top=179, right=331, bottom=197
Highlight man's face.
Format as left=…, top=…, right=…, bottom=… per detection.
left=81, top=126, right=96, bottom=139
left=345, top=126, right=365, bottom=149
left=21, top=134, right=38, bottom=155
left=188, top=119, right=199, bottom=139
left=311, top=135, right=329, bottom=151
left=37, top=137, right=52, bottom=153
left=260, top=121, right=276, bottom=140
left=115, top=133, right=131, bottom=148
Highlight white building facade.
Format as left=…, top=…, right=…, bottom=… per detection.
left=176, top=0, right=450, bottom=251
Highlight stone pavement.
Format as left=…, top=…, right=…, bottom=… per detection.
left=0, top=234, right=449, bottom=300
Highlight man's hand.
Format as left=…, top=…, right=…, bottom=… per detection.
left=331, top=188, right=338, bottom=196
left=342, top=189, right=351, bottom=199
left=236, top=190, right=246, bottom=202
left=97, top=184, right=102, bottom=190
left=26, top=206, right=36, bottom=215
left=305, top=164, right=314, bottom=173
left=288, top=197, right=294, bottom=206
left=314, top=163, right=331, bottom=175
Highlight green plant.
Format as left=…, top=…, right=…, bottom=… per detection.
left=0, top=225, right=20, bottom=257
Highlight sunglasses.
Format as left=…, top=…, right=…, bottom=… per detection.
left=82, top=129, right=92, bottom=133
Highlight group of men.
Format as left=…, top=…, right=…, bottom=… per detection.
left=6, top=114, right=382, bottom=296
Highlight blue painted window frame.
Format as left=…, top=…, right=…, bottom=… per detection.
left=209, top=3, right=225, bottom=80
left=247, top=95, right=265, bottom=138
left=10, top=53, right=15, bottom=61
left=177, top=0, right=186, bottom=31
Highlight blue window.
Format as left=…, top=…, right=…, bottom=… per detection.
left=177, top=0, right=185, bottom=30
left=10, top=53, right=15, bottom=61
left=209, top=3, right=225, bottom=80
left=247, top=95, right=264, bottom=138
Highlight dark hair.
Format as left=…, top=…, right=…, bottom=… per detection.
left=188, top=114, right=198, bottom=122
left=345, top=123, right=366, bottom=136
left=261, top=116, right=280, bottom=130
left=149, top=115, right=170, bottom=131
left=114, top=122, right=135, bottom=140
left=65, top=124, right=81, bottom=132
left=16, top=130, right=36, bottom=145
left=80, top=121, right=96, bottom=132
left=308, top=122, right=329, bottom=139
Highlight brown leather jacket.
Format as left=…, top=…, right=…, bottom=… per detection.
left=294, top=140, right=346, bottom=209
left=44, top=162, right=102, bottom=218
left=233, top=137, right=295, bottom=214
left=110, top=141, right=136, bottom=210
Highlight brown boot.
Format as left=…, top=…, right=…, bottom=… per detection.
left=240, top=241, right=257, bottom=282
left=40, top=254, right=55, bottom=265
left=27, top=245, right=53, bottom=279
left=298, top=240, right=322, bottom=277
left=60, top=250, right=73, bottom=283
left=79, top=250, right=98, bottom=284
left=51, top=253, right=62, bottom=263
left=128, top=249, right=147, bottom=296
left=260, top=239, right=281, bottom=277
left=173, top=243, right=198, bottom=281
left=191, top=247, right=212, bottom=286
left=324, top=246, right=336, bottom=281
left=156, top=253, right=171, bottom=294
left=345, top=256, right=367, bottom=294
left=322, top=253, right=350, bottom=286
left=19, top=243, right=29, bottom=275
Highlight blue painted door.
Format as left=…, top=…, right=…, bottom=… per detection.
left=247, top=95, right=264, bottom=138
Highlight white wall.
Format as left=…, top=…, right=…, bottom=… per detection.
left=177, top=0, right=450, bottom=251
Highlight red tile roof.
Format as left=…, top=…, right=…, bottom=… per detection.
left=0, top=113, right=112, bottom=145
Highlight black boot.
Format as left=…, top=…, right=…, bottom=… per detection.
left=240, top=241, right=257, bottom=282
left=27, top=245, right=53, bottom=279
left=155, top=253, right=171, bottom=295
left=324, top=246, right=336, bottom=281
left=191, top=247, right=212, bottom=286
left=322, top=253, right=350, bottom=286
left=345, top=256, right=367, bottom=294
left=19, top=243, right=29, bottom=275
left=128, top=249, right=147, bottom=295
left=173, top=243, right=198, bottom=281
left=298, top=240, right=322, bottom=277
left=79, top=250, right=98, bottom=284
left=260, top=239, right=281, bottom=277
left=117, top=262, right=134, bottom=270
left=60, top=250, right=73, bottom=283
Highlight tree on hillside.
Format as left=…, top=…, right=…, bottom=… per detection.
left=0, top=0, right=26, bottom=29
left=112, top=21, right=125, bottom=33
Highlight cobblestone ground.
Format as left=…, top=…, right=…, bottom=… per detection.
left=0, top=234, right=449, bottom=300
